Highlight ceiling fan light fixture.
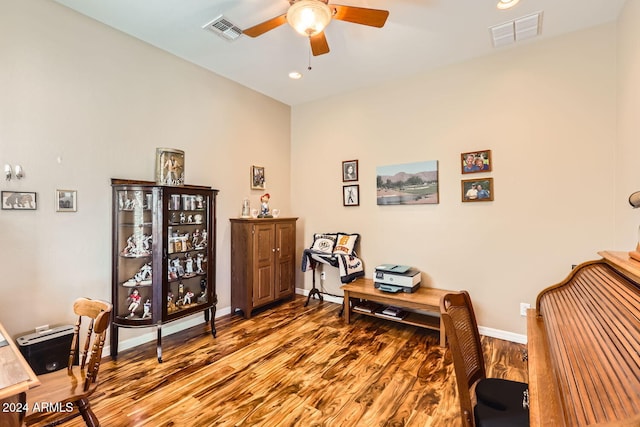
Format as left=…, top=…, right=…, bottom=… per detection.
left=287, top=0, right=332, bottom=37
left=497, top=0, right=520, bottom=10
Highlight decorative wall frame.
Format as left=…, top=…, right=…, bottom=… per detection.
left=342, top=160, right=359, bottom=182
left=251, top=165, right=266, bottom=190
left=462, top=178, right=494, bottom=202
left=155, top=148, right=185, bottom=186
left=376, top=160, right=439, bottom=205
left=1, top=191, right=37, bottom=210
left=461, top=150, right=492, bottom=174
left=343, top=185, right=360, bottom=206
left=56, top=189, right=77, bottom=212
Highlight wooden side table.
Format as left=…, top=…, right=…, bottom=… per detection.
left=341, top=278, right=449, bottom=347
left=0, top=322, right=40, bottom=427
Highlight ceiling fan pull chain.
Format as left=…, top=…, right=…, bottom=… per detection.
left=307, top=40, right=313, bottom=71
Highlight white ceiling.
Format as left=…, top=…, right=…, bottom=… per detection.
left=53, top=0, right=626, bottom=106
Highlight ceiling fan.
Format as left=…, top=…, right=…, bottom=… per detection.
left=242, top=0, right=389, bottom=56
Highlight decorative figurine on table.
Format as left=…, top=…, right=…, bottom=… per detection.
left=127, top=289, right=142, bottom=318
left=142, top=299, right=152, bottom=318
left=258, top=193, right=272, bottom=218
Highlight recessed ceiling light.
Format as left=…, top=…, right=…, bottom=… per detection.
left=497, top=0, right=520, bottom=10
left=289, top=71, right=303, bottom=80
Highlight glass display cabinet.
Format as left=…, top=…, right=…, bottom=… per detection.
left=110, top=179, right=218, bottom=362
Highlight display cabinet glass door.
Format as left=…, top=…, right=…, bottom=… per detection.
left=164, top=189, right=212, bottom=320
left=114, top=189, right=155, bottom=325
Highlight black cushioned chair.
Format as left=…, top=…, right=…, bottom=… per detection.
left=440, top=291, right=529, bottom=427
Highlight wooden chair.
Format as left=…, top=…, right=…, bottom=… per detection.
left=24, top=298, right=112, bottom=427
left=440, top=291, right=529, bottom=427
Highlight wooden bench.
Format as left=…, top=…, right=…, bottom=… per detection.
left=341, top=278, right=449, bottom=347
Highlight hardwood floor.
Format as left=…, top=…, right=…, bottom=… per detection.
left=29, top=295, right=528, bottom=427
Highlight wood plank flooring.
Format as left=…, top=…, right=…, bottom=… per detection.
left=28, top=295, right=528, bottom=427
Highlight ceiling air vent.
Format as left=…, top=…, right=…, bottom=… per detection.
left=489, top=11, right=543, bottom=48
left=203, top=15, right=243, bottom=41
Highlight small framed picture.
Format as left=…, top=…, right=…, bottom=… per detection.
left=342, top=160, right=359, bottom=182
left=156, top=148, right=185, bottom=186
left=343, top=184, right=360, bottom=206
left=1, top=191, right=37, bottom=210
left=462, top=178, right=494, bottom=202
left=251, top=165, right=266, bottom=190
left=56, top=189, right=77, bottom=212
left=461, top=150, right=492, bottom=174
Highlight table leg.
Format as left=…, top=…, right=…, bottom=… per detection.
left=344, top=290, right=351, bottom=323
left=439, top=316, right=446, bottom=347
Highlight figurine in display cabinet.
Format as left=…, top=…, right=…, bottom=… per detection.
left=142, top=299, right=152, bottom=318
left=167, top=291, right=177, bottom=313
left=184, top=254, right=195, bottom=277
left=191, top=229, right=202, bottom=248
left=127, top=289, right=142, bottom=318
left=258, top=193, right=272, bottom=218
left=183, top=290, right=195, bottom=305
left=195, top=253, right=205, bottom=274
left=124, top=262, right=152, bottom=286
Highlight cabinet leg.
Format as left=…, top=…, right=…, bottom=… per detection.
left=110, top=324, right=119, bottom=359
left=212, top=305, right=218, bottom=338
left=156, top=324, right=163, bottom=363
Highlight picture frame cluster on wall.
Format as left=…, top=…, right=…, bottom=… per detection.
left=461, top=149, right=493, bottom=202
left=342, top=160, right=359, bottom=206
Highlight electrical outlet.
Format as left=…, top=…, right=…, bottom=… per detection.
left=320, top=272, right=326, bottom=280
left=519, top=303, right=531, bottom=317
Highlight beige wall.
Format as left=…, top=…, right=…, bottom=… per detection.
left=1, top=0, right=637, bottom=343
left=616, top=0, right=640, bottom=248
left=0, top=0, right=291, bottom=342
left=291, top=24, right=618, bottom=336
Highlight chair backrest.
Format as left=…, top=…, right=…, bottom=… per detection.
left=440, top=291, right=486, bottom=427
left=68, top=298, right=112, bottom=392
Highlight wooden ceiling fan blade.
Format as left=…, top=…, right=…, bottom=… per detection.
left=331, top=5, right=389, bottom=28
left=243, top=14, right=287, bottom=37
left=310, top=32, right=330, bottom=56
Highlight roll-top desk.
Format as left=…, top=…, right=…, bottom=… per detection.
left=527, top=251, right=640, bottom=426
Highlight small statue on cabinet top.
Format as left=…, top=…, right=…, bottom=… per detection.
left=127, top=289, right=142, bottom=318
left=258, top=193, right=272, bottom=218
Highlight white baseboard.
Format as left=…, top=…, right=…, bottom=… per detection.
left=103, top=306, right=232, bottom=357
left=295, top=287, right=527, bottom=345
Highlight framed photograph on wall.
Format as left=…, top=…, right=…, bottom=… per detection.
left=156, top=148, right=185, bottom=186
left=461, top=150, right=492, bottom=174
left=462, top=178, right=494, bottom=202
left=1, top=191, right=37, bottom=210
left=342, top=160, right=359, bottom=182
left=376, top=160, right=439, bottom=205
left=56, top=189, right=77, bottom=212
left=251, top=165, right=266, bottom=190
left=343, top=184, right=360, bottom=206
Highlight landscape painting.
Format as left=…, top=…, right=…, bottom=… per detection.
left=376, top=160, right=439, bottom=205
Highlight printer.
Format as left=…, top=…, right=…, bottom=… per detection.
left=374, top=264, right=421, bottom=293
